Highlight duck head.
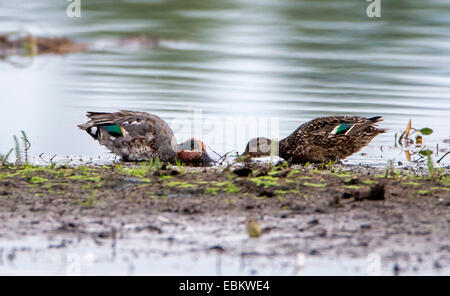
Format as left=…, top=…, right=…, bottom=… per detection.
left=243, top=137, right=279, bottom=157
left=176, top=138, right=215, bottom=166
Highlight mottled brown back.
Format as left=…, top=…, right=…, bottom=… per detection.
left=78, top=110, right=177, bottom=161
left=279, top=116, right=386, bottom=163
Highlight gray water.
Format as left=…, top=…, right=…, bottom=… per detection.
left=1, top=1, right=450, bottom=275
left=1, top=0, right=450, bottom=165
left=0, top=236, right=436, bottom=276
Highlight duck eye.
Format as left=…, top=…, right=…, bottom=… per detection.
left=191, top=141, right=202, bottom=151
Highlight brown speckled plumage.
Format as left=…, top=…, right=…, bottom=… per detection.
left=78, top=110, right=178, bottom=162
left=244, top=116, right=387, bottom=163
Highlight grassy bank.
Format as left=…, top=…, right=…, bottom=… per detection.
left=0, top=162, right=449, bottom=214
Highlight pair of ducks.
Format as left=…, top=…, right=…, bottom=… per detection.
left=78, top=110, right=386, bottom=165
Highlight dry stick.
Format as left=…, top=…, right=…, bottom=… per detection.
left=34, top=36, right=87, bottom=54
left=39, top=153, right=47, bottom=165
left=210, top=150, right=226, bottom=165
left=208, top=146, right=233, bottom=165
left=50, top=154, right=57, bottom=164
left=217, top=151, right=233, bottom=165
left=398, top=131, right=406, bottom=146
left=25, top=35, right=37, bottom=56
left=398, top=125, right=417, bottom=147
left=208, top=146, right=222, bottom=159
left=35, top=37, right=59, bottom=52
left=437, top=151, right=450, bottom=164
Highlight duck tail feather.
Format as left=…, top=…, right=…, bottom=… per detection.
left=368, top=116, right=383, bottom=123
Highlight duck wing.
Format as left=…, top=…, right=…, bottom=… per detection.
left=78, top=110, right=177, bottom=161
left=327, top=116, right=386, bottom=137
left=289, top=116, right=385, bottom=141
left=280, top=116, right=386, bottom=162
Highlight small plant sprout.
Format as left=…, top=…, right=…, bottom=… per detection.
left=397, top=120, right=436, bottom=163
left=9, top=131, right=32, bottom=166
left=419, top=150, right=436, bottom=179
left=149, top=158, right=161, bottom=170
left=385, top=159, right=394, bottom=178
left=19, top=130, right=31, bottom=165
left=326, top=160, right=334, bottom=169
left=13, top=134, right=22, bottom=165
left=398, top=120, right=433, bottom=147
left=0, top=148, right=14, bottom=166
left=175, top=158, right=183, bottom=168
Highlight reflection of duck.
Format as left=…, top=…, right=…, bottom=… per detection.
left=78, top=110, right=213, bottom=165
left=244, top=116, right=387, bottom=163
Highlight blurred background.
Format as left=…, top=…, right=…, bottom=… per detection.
left=1, top=0, right=449, bottom=164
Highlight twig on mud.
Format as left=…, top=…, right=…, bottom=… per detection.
left=208, top=146, right=234, bottom=165
left=39, top=153, right=58, bottom=167
left=207, top=146, right=222, bottom=164
left=50, top=154, right=57, bottom=165
left=217, top=151, right=233, bottom=165
left=410, top=166, right=417, bottom=176
left=437, top=151, right=450, bottom=164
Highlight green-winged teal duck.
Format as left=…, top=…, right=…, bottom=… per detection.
left=78, top=110, right=213, bottom=165
left=244, top=116, right=387, bottom=163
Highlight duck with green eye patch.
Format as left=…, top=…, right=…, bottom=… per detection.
left=78, top=110, right=214, bottom=166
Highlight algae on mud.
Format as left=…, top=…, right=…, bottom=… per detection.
left=0, top=163, right=449, bottom=275
left=0, top=162, right=449, bottom=212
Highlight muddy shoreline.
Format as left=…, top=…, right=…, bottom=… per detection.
left=0, top=163, right=449, bottom=275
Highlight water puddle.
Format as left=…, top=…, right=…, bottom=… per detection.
left=2, top=234, right=445, bottom=276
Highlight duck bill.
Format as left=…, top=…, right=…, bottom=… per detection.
left=200, top=152, right=215, bottom=166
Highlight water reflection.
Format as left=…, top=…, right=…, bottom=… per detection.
left=0, top=0, right=449, bottom=164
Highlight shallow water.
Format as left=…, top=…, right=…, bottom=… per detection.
left=1, top=233, right=445, bottom=276
left=2, top=1, right=450, bottom=277
left=1, top=0, right=450, bottom=165
left=0, top=236, right=369, bottom=276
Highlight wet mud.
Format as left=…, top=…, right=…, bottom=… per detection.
left=0, top=163, right=448, bottom=275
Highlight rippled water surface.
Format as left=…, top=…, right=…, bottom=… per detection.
left=1, top=0, right=449, bottom=165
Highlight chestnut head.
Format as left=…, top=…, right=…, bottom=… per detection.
left=176, top=137, right=214, bottom=165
